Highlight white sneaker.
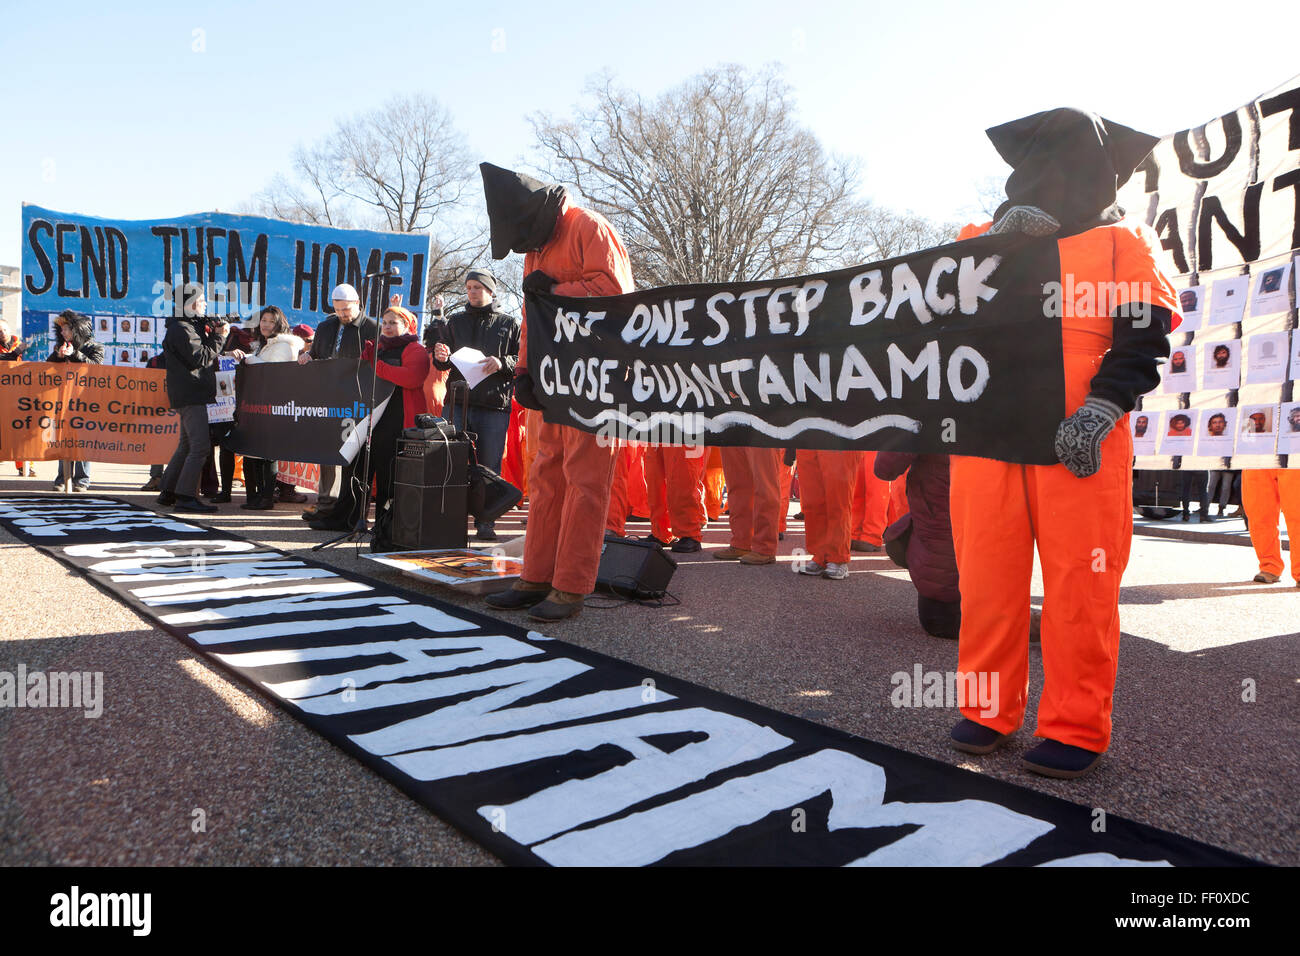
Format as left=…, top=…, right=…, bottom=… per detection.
left=798, top=560, right=825, bottom=576
left=823, top=562, right=849, bottom=580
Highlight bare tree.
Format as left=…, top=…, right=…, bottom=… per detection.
left=530, top=65, right=954, bottom=287
left=249, top=93, right=489, bottom=310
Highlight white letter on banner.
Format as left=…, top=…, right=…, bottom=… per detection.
left=946, top=346, right=990, bottom=402
left=532, top=749, right=1051, bottom=867
left=467, top=708, right=791, bottom=846
left=849, top=270, right=887, bottom=325
left=887, top=341, right=941, bottom=400
left=215, top=632, right=539, bottom=697
left=958, top=255, right=1001, bottom=314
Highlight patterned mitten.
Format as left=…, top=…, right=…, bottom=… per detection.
left=1054, top=396, right=1124, bottom=478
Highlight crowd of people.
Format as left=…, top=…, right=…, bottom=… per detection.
left=6, top=113, right=1299, bottom=783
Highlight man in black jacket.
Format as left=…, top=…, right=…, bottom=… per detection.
left=297, top=283, right=379, bottom=522
left=429, top=269, right=520, bottom=540
left=158, top=287, right=243, bottom=513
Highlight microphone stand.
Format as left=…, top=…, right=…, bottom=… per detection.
left=314, top=270, right=389, bottom=552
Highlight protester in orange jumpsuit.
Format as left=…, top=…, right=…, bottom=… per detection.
left=479, top=164, right=634, bottom=621
left=715, top=446, right=784, bottom=564
left=643, top=445, right=708, bottom=552
left=948, top=109, right=1180, bottom=779
left=795, top=449, right=864, bottom=580
left=606, top=444, right=648, bottom=537
left=1242, top=468, right=1300, bottom=585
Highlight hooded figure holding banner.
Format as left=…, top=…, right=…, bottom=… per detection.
left=948, top=109, right=1180, bottom=778
left=479, top=163, right=635, bottom=621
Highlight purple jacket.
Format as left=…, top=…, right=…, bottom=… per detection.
left=875, top=452, right=959, bottom=603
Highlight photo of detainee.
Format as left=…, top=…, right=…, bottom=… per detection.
left=1206, top=413, right=1227, bottom=436
left=1176, top=286, right=1204, bottom=332
left=1164, top=347, right=1197, bottom=393
left=1260, top=269, right=1283, bottom=294
left=1159, top=409, right=1197, bottom=455
left=1134, top=414, right=1150, bottom=438
left=98, top=317, right=111, bottom=335
left=139, top=318, right=151, bottom=335
left=1236, top=404, right=1279, bottom=454
left=1202, top=339, right=1241, bottom=390
left=1249, top=261, right=1292, bottom=317
left=1197, top=407, right=1238, bottom=456
left=1278, top=403, right=1300, bottom=454
left=1167, top=413, right=1192, bottom=437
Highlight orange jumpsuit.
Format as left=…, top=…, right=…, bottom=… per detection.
left=797, top=449, right=865, bottom=566
left=721, top=446, right=784, bottom=557
left=1242, top=468, right=1300, bottom=583
left=952, top=219, right=1180, bottom=753
left=519, top=201, right=635, bottom=595
left=851, top=451, right=892, bottom=546
left=644, top=446, right=707, bottom=542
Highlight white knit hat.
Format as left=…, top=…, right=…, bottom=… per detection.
left=331, top=283, right=359, bottom=303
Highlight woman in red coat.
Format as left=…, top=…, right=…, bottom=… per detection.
left=323, top=304, right=429, bottom=530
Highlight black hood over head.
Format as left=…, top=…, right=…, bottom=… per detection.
left=480, top=162, right=567, bottom=260
left=987, top=108, right=1159, bottom=236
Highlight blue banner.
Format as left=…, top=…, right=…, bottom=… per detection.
left=20, top=204, right=430, bottom=362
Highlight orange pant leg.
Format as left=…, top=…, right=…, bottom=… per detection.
left=704, top=446, right=726, bottom=520
left=952, top=455, right=1035, bottom=737
left=1282, top=470, right=1300, bottom=582
left=796, top=450, right=826, bottom=563
left=500, top=401, right=525, bottom=492
left=644, top=446, right=672, bottom=542
left=606, top=445, right=631, bottom=535
left=778, top=461, right=792, bottom=534
left=888, top=474, right=908, bottom=523
left=851, top=452, right=891, bottom=545
left=1031, top=420, right=1132, bottom=752
left=723, top=447, right=757, bottom=551
left=666, top=447, right=708, bottom=539
left=626, top=444, right=649, bottom=518
left=522, top=408, right=542, bottom=501
left=521, top=420, right=619, bottom=595
left=1243, top=469, right=1284, bottom=578
left=722, top=447, right=782, bottom=555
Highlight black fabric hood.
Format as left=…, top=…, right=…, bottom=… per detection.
left=480, top=162, right=567, bottom=260
left=987, top=108, right=1159, bottom=236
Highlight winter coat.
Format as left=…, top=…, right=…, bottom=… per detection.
left=370, top=334, right=430, bottom=429
left=428, top=304, right=520, bottom=410
left=162, top=316, right=223, bottom=408
left=45, top=313, right=104, bottom=365
left=876, top=451, right=959, bottom=603
left=244, top=333, right=304, bottom=365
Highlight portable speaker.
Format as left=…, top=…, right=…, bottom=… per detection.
left=392, top=481, right=469, bottom=550
left=595, top=536, right=678, bottom=599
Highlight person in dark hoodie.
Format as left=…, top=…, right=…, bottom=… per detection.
left=46, top=310, right=104, bottom=491
left=875, top=452, right=960, bottom=640
left=157, top=285, right=243, bottom=513
left=428, top=268, right=520, bottom=541
left=946, top=109, right=1181, bottom=779
left=478, top=163, right=635, bottom=622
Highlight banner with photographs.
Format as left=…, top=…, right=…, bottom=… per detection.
left=525, top=232, right=1066, bottom=465
left=1119, top=74, right=1300, bottom=470
left=19, top=204, right=431, bottom=369
left=227, top=358, right=394, bottom=466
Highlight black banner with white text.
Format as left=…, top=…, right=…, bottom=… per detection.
left=525, top=232, right=1065, bottom=464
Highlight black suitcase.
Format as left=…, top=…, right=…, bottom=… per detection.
left=392, top=382, right=471, bottom=550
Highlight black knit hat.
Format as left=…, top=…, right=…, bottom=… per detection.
left=466, top=269, right=498, bottom=296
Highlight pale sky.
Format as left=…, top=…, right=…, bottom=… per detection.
left=3, top=0, right=1297, bottom=266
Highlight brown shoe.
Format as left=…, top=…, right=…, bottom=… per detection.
left=484, top=579, right=552, bottom=610
left=713, top=546, right=748, bottom=560
left=739, top=551, right=776, bottom=565
left=528, top=589, right=585, bottom=621
left=1252, top=571, right=1281, bottom=584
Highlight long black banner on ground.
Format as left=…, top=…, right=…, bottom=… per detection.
left=0, top=495, right=1256, bottom=866
left=228, top=359, right=394, bottom=465
left=526, top=232, right=1065, bottom=464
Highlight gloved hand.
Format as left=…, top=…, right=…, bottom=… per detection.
left=359, top=340, right=375, bottom=364
left=988, top=205, right=1060, bottom=237
left=513, top=372, right=544, bottom=411
left=1054, top=395, right=1124, bottom=478
left=521, top=270, right=556, bottom=295
left=783, top=447, right=797, bottom=467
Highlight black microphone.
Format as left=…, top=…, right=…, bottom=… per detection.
left=363, top=265, right=402, bottom=278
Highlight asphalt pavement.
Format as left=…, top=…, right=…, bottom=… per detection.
left=1, top=460, right=1296, bottom=866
